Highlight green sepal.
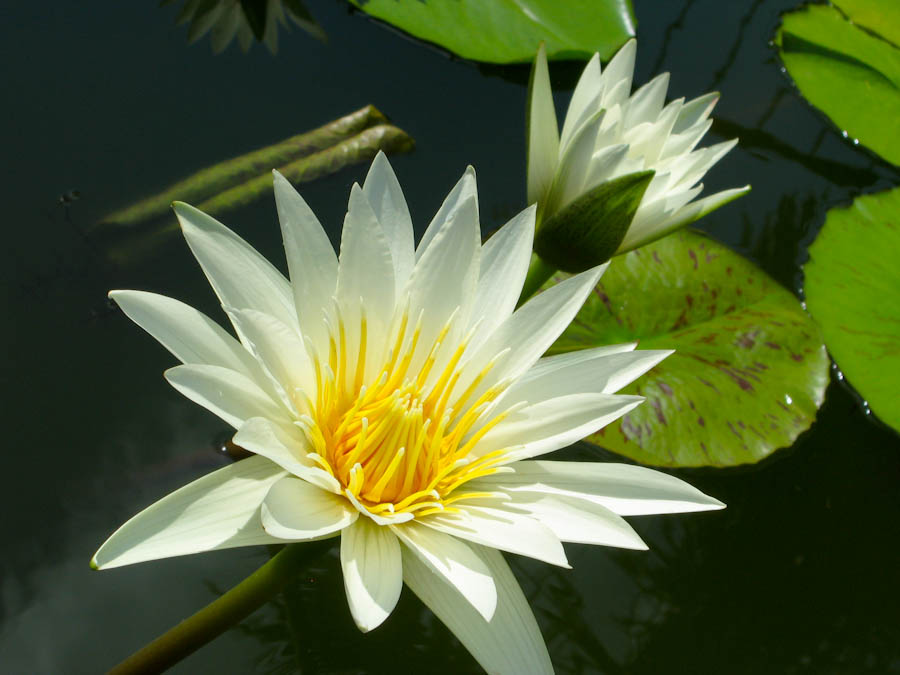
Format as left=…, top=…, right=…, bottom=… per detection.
left=534, top=170, right=654, bottom=273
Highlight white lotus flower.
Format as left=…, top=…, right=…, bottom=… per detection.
left=93, top=152, right=723, bottom=674
left=528, top=39, right=750, bottom=257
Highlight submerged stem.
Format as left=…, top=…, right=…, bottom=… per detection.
left=108, top=541, right=332, bottom=675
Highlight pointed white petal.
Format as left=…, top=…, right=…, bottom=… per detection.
left=337, top=183, right=396, bottom=324
left=406, top=193, right=480, bottom=362
left=422, top=505, right=569, bottom=567
left=173, top=202, right=296, bottom=332
left=340, top=517, right=403, bottom=632
left=92, top=456, right=285, bottom=570
left=165, top=363, right=291, bottom=430
left=455, top=265, right=606, bottom=403
left=233, top=417, right=341, bottom=493
left=226, top=308, right=315, bottom=413
left=469, top=205, right=535, bottom=342
left=108, top=290, right=258, bottom=377
left=391, top=521, right=497, bottom=621
left=476, top=460, right=726, bottom=515
left=527, top=42, right=560, bottom=206
left=417, top=166, right=478, bottom=260
left=261, top=476, right=358, bottom=539
left=625, top=72, right=670, bottom=128
left=617, top=184, right=750, bottom=253
left=402, top=543, right=553, bottom=675
left=600, top=39, right=637, bottom=107
left=502, top=348, right=671, bottom=405
left=478, top=393, right=645, bottom=462
left=560, top=52, right=603, bottom=154
left=273, top=170, right=337, bottom=354
left=673, top=92, right=719, bottom=134
left=497, top=493, right=647, bottom=549
left=549, top=108, right=606, bottom=213
left=363, top=151, right=415, bottom=290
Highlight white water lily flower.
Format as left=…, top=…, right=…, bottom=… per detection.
left=93, top=152, right=723, bottom=674
left=528, top=39, right=750, bottom=256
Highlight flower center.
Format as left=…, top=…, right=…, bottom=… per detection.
left=300, top=305, right=512, bottom=521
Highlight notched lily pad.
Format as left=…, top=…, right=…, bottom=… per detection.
left=803, top=186, right=900, bottom=432
left=548, top=229, right=829, bottom=467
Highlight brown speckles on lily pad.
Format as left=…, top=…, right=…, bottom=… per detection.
left=546, top=228, right=829, bottom=467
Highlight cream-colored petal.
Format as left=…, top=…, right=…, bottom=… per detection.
left=502, top=348, right=671, bottom=405
left=477, top=393, right=644, bottom=462
left=475, top=460, right=726, bottom=515
left=92, top=456, right=285, bottom=570
left=402, top=543, right=553, bottom=675
left=600, top=39, right=637, bottom=107
left=273, top=170, right=337, bottom=355
left=416, top=166, right=477, bottom=261
left=261, top=476, right=358, bottom=539
left=495, top=493, right=647, bottom=549
left=422, top=505, right=569, bottom=567
left=559, top=52, right=603, bottom=155
left=340, top=517, right=403, bottom=632
left=469, top=205, right=535, bottom=343
left=108, top=290, right=258, bottom=376
left=391, top=521, right=497, bottom=621
left=233, top=417, right=341, bottom=493
left=225, top=308, right=315, bottom=415
left=173, top=202, right=296, bottom=334
left=526, top=42, right=560, bottom=206
left=165, top=364, right=291, bottom=430
left=363, top=151, right=415, bottom=290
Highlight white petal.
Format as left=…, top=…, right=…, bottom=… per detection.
left=559, top=52, right=603, bottom=155
left=226, top=308, right=315, bottom=414
left=549, top=108, right=607, bottom=214
left=526, top=42, right=560, bottom=206
left=337, top=183, right=396, bottom=325
left=422, top=505, right=569, bottom=567
left=363, top=151, right=415, bottom=290
left=232, top=417, right=341, bottom=493
left=672, top=92, right=718, bottom=134
left=496, top=493, right=647, bottom=549
left=478, top=393, right=644, bottom=462
left=476, top=460, right=726, bottom=515
left=502, top=348, right=671, bottom=405
left=402, top=543, right=553, bottom=675
left=618, top=184, right=750, bottom=253
left=624, top=72, right=670, bottom=128
left=468, top=205, right=535, bottom=343
left=92, top=456, right=285, bottom=570
left=391, top=521, right=497, bottom=621
left=406, top=193, right=480, bottom=364
left=273, top=170, right=337, bottom=355
left=340, top=517, right=403, bottom=632
left=108, top=290, right=258, bottom=377
left=261, top=476, right=358, bottom=539
left=165, top=363, right=291, bottom=430
left=416, top=166, right=477, bottom=260
left=455, top=265, right=607, bottom=405
left=174, top=202, right=296, bottom=333
left=600, top=39, right=637, bottom=107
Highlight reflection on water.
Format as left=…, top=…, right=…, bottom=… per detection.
left=1, top=0, right=898, bottom=672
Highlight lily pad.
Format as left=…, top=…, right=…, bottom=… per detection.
left=548, top=229, right=829, bottom=467
left=349, top=0, right=636, bottom=64
left=804, top=186, right=900, bottom=432
left=775, top=2, right=900, bottom=165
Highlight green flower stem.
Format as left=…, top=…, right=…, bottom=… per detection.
left=108, top=541, right=332, bottom=675
left=518, top=254, right=557, bottom=306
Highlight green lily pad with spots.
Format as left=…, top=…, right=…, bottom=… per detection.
left=548, top=229, right=830, bottom=467
left=803, top=186, right=900, bottom=432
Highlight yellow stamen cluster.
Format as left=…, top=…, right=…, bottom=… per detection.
left=300, top=305, right=512, bottom=519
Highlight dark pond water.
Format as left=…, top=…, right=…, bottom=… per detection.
left=1, top=1, right=899, bottom=673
